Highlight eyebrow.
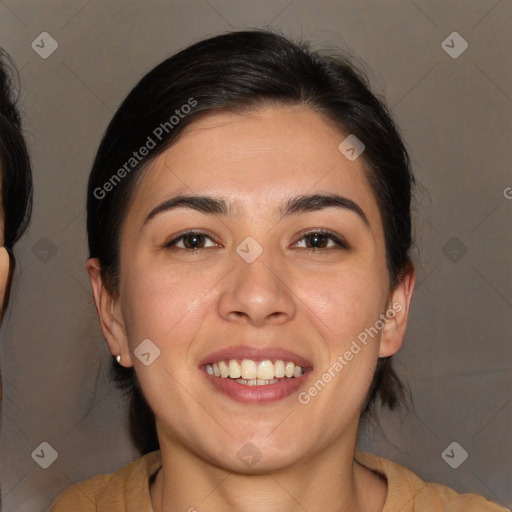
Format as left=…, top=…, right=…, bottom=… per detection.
left=144, top=193, right=369, bottom=226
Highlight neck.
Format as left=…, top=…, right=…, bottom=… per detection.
left=150, top=423, right=387, bottom=512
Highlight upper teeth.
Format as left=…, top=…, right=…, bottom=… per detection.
left=205, top=359, right=304, bottom=380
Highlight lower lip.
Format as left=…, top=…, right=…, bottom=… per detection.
left=203, top=371, right=310, bottom=403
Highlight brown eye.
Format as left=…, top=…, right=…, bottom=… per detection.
left=294, top=230, right=349, bottom=250
left=181, top=233, right=206, bottom=249
left=304, top=233, right=329, bottom=249
left=165, top=231, right=218, bottom=250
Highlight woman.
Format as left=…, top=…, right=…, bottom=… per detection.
left=50, top=31, right=506, bottom=511
left=0, top=50, right=32, bottom=322
left=0, top=48, right=33, bottom=503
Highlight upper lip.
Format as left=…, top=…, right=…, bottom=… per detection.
left=199, top=345, right=313, bottom=368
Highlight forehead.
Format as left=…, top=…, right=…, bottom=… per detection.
left=128, top=106, right=381, bottom=227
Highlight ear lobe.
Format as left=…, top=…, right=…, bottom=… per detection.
left=379, top=269, right=416, bottom=358
left=86, top=258, right=133, bottom=367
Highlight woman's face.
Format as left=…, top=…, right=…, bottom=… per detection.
left=91, top=106, right=413, bottom=472
left=0, top=206, right=10, bottom=313
left=0, top=181, right=8, bottom=303
left=0, top=193, right=9, bottom=414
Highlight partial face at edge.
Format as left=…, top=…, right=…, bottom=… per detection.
left=90, top=105, right=413, bottom=472
left=0, top=182, right=10, bottom=314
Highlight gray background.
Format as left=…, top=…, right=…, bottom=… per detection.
left=0, top=0, right=510, bottom=510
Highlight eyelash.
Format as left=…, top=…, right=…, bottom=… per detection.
left=163, top=229, right=350, bottom=252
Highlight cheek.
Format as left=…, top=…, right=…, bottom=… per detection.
left=0, top=246, right=10, bottom=307
left=292, top=258, right=389, bottom=415
left=298, top=259, right=389, bottom=349
left=119, top=254, right=225, bottom=351
left=118, top=261, right=219, bottom=417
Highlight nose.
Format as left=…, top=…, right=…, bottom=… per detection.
left=217, top=249, right=297, bottom=327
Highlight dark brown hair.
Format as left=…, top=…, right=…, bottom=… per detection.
left=87, top=30, right=414, bottom=455
left=0, top=49, right=33, bottom=314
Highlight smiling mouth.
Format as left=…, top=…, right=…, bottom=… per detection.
left=204, top=358, right=307, bottom=386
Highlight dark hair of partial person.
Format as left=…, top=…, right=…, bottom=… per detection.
left=86, top=29, right=415, bottom=455
left=0, top=49, right=33, bottom=314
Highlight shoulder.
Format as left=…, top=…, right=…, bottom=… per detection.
left=417, top=480, right=508, bottom=511
left=355, top=451, right=509, bottom=512
left=49, top=451, right=161, bottom=512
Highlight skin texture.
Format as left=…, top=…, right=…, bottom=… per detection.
left=0, top=202, right=8, bottom=417
left=0, top=247, right=8, bottom=301
left=88, top=106, right=415, bottom=512
left=0, top=197, right=8, bottom=303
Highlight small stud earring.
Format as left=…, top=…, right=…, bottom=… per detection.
left=116, top=354, right=121, bottom=364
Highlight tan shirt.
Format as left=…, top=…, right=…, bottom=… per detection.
left=49, top=450, right=508, bottom=511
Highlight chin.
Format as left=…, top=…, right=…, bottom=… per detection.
left=196, top=431, right=312, bottom=475
left=210, top=448, right=305, bottom=475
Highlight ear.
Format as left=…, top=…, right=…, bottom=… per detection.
left=379, top=268, right=415, bottom=358
left=86, top=258, right=133, bottom=367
